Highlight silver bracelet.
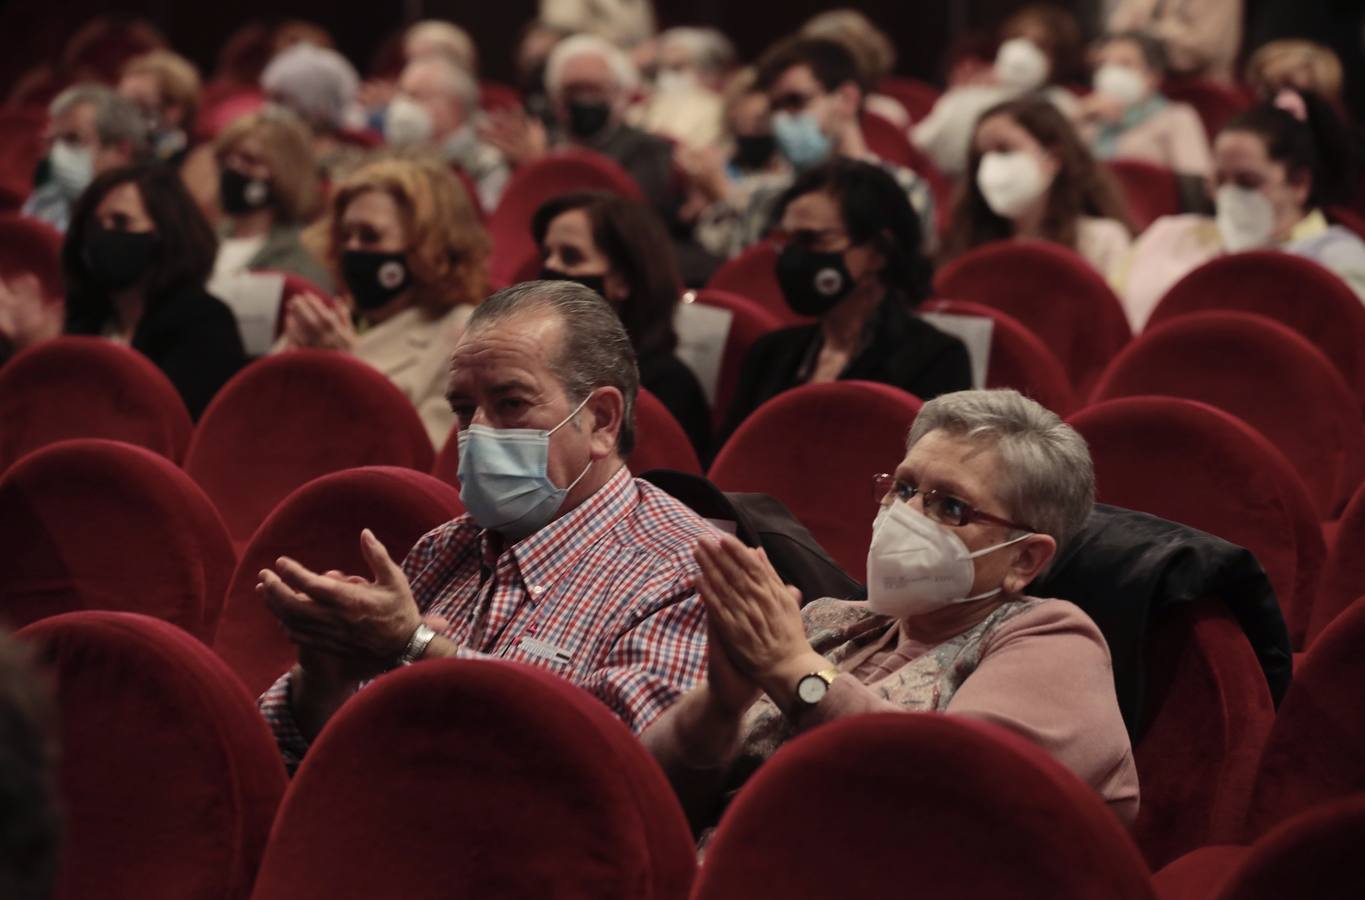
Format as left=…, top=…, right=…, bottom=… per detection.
left=396, top=623, right=437, bottom=667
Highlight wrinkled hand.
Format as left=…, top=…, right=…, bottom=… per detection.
left=259, top=529, right=422, bottom=680
left=704, top=614, right=761, bottom=716
left=479, top=109, right=548, bottom=168
left=282, top=292, right=356, bottom=352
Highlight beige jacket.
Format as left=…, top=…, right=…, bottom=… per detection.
left=1109, top=0, right=1243, bottom=82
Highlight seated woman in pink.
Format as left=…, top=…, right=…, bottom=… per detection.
left=644, top=388, right=1138, bottom=834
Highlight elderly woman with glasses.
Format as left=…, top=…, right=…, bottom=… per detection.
left=644, top=389, right=1138, bottom=835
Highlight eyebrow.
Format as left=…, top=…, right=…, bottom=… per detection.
left=894, top=465, right=979, bottom=504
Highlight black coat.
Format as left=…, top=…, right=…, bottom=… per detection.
left=639, top=350, right=712, bottom=462
left=68, top=282, right=246, bottom=420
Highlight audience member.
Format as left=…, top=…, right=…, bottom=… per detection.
left=118, top=50, right=202, bottom=165
left=1245, top=40, right=1346, bottom=110
left=0, top=629, right=60, bottom=900
left=404, top=19, right=478, bottom=74
left=943, top=97, right=1133, bottom=280
left=633, top=27, right=734, bottom=151
left=0, top=217, right=65, bottom=367
left=1108, top=0, right=1243, bottom=83
left=260, top=42, right=365, bottom=180
left=279, top=157, right=488, bottom=448
left=23, top=85, right=151, bottom=233
left=257, top=280, right=712, bottom=770
left=534, top=191, right=711, bottom=457
left=646, top=389, right=1138, bottom=833
left=1075, top=31, right=1213, bottom=177
left=801, top=9, right=907, bottom=128
left=914, top=4, right=1084, bottom=176
left=538, top=0, right=657, bottom=50
left=62, top=164, right=246, bottom=418
left=1120, top=94, right=1365, bottom=329
left=722, top=159, right=970, bottom=440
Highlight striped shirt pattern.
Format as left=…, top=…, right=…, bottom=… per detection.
left=260, top=466, right=713, bottom=767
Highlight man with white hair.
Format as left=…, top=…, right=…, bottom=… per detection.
left=634, top=27, right=734, bottom=150
left=384, top=55, right=510, bottom=212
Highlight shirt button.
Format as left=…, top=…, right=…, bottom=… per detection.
left=528, top=585, right=543, bottom=596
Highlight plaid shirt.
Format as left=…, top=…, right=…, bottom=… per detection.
left=259, top=466, right=713, bottom=767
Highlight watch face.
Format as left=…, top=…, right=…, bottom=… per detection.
left=797, top=674, right=829, bottom=705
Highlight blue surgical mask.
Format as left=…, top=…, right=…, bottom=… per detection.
left=456, top=396, right=592, bottom=541
left=772, top=110, right=833, bottom=170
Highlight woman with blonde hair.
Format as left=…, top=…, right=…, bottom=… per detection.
left=278, top=156, right=490, bottom=447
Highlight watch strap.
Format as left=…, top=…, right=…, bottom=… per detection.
left=397, top=623, right=437, bottom=666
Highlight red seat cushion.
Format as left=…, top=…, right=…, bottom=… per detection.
left=704, top=241, right=802, bottom=326
left=1161, top=76, right=1251, bottom=141
left=0, top=336, right=192, bottom=473
left=1108, top=160, right=1184, bottom=232
left=1221, top=797, right=1365, bottom=899
left=18, top=611, right=286, bottom=900
left=1091, top=311, right=1365, bottom=519
left=250, top=659, right=695, bottom=900
left=213, top=466, right=462, bottom=696
left=184, top=350, right=435, bottom=545
left=628, top=388, right=703, bottom=476
left=1309, top=483, right=1365, bottom=643
left=876, top=75, right=941, bottom=122
left=709, top=381, right=921, bottom=579
left=934, top=240, right=1133, bottom=394
left=0, top=439, right=236, bottom=641
left=692, top=290, right=783, bottom=431
left=693, top=713, right=1154, bottom=900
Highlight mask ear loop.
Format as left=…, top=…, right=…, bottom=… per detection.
left=549, top=392, right=597, bottom=492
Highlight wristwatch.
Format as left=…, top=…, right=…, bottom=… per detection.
left=396, top=623, right=437, bottom=667
left=793, top=667, right=840, bottom=711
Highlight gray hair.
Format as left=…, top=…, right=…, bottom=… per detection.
left=260, top=43, right=359, bottom=131
left=402, top=55, right=481, bottom=117
left=467, top=281, right=640, bottom=455
left=545, top=33, right=640, bottom=99
left=907, top=389, right=1094, bottom=551
left=659, top=27, right=736, bottom=75
left=50, top=84, right=151, bottom=155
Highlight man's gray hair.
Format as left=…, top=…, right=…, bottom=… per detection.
left=260, top=43, right=360, bottom=131
left=50, top=84, right=150, bottom=155
left=468, top=280, right=640, bottom=455
left=907, top=389, right=1095, bottom=551
left=545, top=33, right=640, bottom=99
left=659, top=27, right=736, bottom=76
left=403, top=55, right=481, bottom=117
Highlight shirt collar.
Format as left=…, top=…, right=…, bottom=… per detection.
left=506, top=464, right=638, bottom=593
left=1289, top=209, right=1330, bottom=244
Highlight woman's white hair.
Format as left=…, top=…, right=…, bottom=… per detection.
left=907, top=389, right=1095, bottom=550
left=260, top=43, right=359, bottom=131
left=545, top=33, right=640, bottom=99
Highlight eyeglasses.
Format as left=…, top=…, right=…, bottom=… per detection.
left=872, top=473, right=1033, bottom=532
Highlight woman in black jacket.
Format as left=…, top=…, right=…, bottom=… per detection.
left=720, top=159, right=971, bottom=442
left=63, top=163, right=246, bottom=418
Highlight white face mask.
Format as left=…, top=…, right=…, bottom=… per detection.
left=1093, top=63, right=1148, bottom=107
left=1216, top=184, right=1277, bottom=252
left=49, top=139, right=94, bottom=194
left=384, top=95, right=434, bottom=146
left=994, top=38, right=1051, bottom=91
left=866, top=502, right=1032, bottom=618
left=977, top=150, right=1051, bottom=219
left=655, top=69, right=698, bottom=95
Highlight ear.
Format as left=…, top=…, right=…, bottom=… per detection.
left=832, top=80, right=862, bottom=120
left=1001, top=533, right=1057, bottom=594
left=583, top=386, right=625, bottom=460
left=1287, top=167, right=1312, bottom=208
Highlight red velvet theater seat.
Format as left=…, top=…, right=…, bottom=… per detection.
left=934, top=240, right=1133, bottom=395
left=1069, top=398, right=1324, bottom=649
left=693, top=713, right=1155, bottom=900
left=250, top=660, right=695, bottom=900
left=213, top=466, right=462, bottom=696
left=1091, top=311, right=1365, bottom=520
left=1307, top=482, right=1365, bottom=644
left=921, top=298, right=1078, bottom=415
left=0, top=336, right=192, bottom=473
left=183, top=350, right=435, bottom=546
left=487, top=149, right=644, bottom=287
left=1145, top=251, right=1365, bottom=416
left=0, top=439, right=236, bottom=641
left=628, top=388, right=703, bottom=476
left=17, top=611, right=286, bottom=900
left=1108, top=160, right=1183, bottom=231
left=709, top=380, right=922, bottom=579
left=703, top=241, right=795, bottom=326
left=690, top=290, right=783, bottom=431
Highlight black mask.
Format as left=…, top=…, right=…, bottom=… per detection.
left=539, top=266, right=607, bottom=298
left=341, top=250, right=411, bottom=311
left=776, top=243, right=856, bottom=317
left=219, top=166, right=273, bottom=216
left=733, top=134, right=776, bottom=171
left=83, top=228, right=160, bottom=292
left=565, top=100, right=612, bottom=139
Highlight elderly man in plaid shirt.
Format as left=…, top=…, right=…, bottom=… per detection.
left=257, top=281, right=713, bottom=769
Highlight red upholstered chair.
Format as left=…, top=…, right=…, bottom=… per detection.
left=1068, top=398, right=1324, bottom=648
left=1090, top=312, right=1365, bottom=520
left=693, top=714, right=1154, bottom=900
left=934, top=241, right=1132, bottom=394
left=18, top=611, right=286, bottom=900
left=1326, top=205, right=1365, bottom=241
left=213, top=466, right=462, bottom=696
left=709, top=381, right=921, bottom=579
left=195, top=88, right=265, bottom=140
left=703, top=241, right=800, bottom=325
left=629, top=388, right=703, bottom=476
left=1145, top=251, right=1365, bottom=416
left=0, top=440, right=236, bottom=641
left=1308, top=483, right=1365, bottom=643
left=183, top=350, right=435, bottom=546
left=1131, top=599, right=1276, bottom=869
left=877, top=75, right=942, bottom=123
left=1108, top=160, right=1184, bottom=231
left=1162, top=77, right=1250, bottom=141
left=264, top=269, right=339, bottom=338
left=859, top=111, right=951, bottom=227
left=250, top=660, right=695, bottom=900
left=921, top=298, right=1077, bottom=415
left=0, top=108, right=46, bottom=188
left=487, top=150, right=644, bottom=287
left=0, top=336, right=192, bottom=472
left=1239, top=594, right=1365, bottom=840
left=478, top=80, right=523, bottom=112
left=689, top=290, right=783, bottom=430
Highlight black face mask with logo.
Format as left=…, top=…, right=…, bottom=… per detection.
left=341, top=250, right=412, bottom=311
left=83, top=228, right=161, bottom=292
left=775, top=243, right=856, bottom=317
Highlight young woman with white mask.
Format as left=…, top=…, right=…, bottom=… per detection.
left=642, top=389, right=1139, bottom=836
left=1118, top=93, right=1365, bottom=331
left=942, top=97, right=1133, bottom=280
left=1074, top=32, right=1212, bottom=178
